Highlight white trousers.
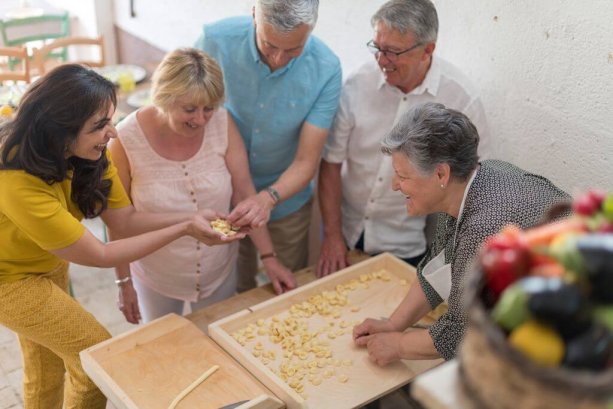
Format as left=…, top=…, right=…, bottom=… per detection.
left=132, top=269, right=237, bottom=323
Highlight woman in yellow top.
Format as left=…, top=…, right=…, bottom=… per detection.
left=0, top=64, right=244, bottom=409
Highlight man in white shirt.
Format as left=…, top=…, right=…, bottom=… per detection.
left=317, top=0, right=489, bottom=276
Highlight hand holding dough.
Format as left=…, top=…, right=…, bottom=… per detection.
left=210, top=218, right=239, bottom=236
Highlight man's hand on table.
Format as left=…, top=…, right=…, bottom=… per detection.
left=316, top=234, right=349, bottom=277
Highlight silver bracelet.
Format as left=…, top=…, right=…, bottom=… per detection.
left=114, top=276, right=132, bottom=286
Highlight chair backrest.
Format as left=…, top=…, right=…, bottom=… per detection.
left=0, top=12, right=70, bottom=47
left=0, top=46, right=30, bottom=83
left=32, top=36, right=106, bottom=75
left=0, top=12, right=71, bottom=68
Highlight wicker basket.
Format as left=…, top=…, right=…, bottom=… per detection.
left=458, top=265, right=613, bottom=409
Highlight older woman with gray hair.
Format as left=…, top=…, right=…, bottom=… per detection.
left=353, top=102, right=569, bottom=362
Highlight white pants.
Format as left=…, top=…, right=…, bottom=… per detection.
left=132, top=269, right=237, bottom=323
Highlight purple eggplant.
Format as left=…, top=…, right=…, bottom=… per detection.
left=577, top=234, right=613, bottom=302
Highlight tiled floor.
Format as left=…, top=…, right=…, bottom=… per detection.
left=0, top=218, right=422, bottom=409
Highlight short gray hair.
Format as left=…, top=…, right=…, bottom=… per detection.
left=371, top=0, right=438, bottom=44
left=381, top=102, right=479, bottom=180
left=255, top=0, right=319, bottom=32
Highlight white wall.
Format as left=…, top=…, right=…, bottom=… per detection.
left=111, top=0, right=382, bottom=75
left=112, top=0, right=613, bottom=193
left=432, top=0, right=613, bottom=194
left=47, top=0, right=117, bottom=64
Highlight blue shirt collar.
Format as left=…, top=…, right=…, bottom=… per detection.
left=248, top=22, right=260, bottom=63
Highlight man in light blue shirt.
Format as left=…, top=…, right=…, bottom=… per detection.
left=195, top=0, right=342, bottom=292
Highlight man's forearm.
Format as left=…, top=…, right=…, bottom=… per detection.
left=318, top=160, right=344, bottom=238
left=269, top=158, right=318, bottom=202
left=266, top=122, right=329, bottom=203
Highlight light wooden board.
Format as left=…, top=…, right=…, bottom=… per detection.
left=81, top=314, right=283, bottom=409
left=209, top=253, right=443, bottom=409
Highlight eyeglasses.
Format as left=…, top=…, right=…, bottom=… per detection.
left=366, top=40, right=423, bottom=61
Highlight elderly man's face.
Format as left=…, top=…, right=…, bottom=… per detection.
left=372, top=21, right=433, bottom=93
left=254, top=21, right=311, bottom=71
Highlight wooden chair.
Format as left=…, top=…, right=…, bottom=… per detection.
left=0, top=12, right=70, bottom=69
left=0, top=46, right=30, bottom=83
left=32, top=36, right=105, bottom=75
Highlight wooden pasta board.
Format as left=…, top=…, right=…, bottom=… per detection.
left=209, top=253, right=444, bottom=409
left=80, top=313, right=283, bottom=409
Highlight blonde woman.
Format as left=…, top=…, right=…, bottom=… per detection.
left=110, top=48, right=296, bottom=324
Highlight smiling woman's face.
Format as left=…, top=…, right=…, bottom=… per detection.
left=67, top=103, right=116, bottom=161
left=391, top=151, right=443, bottom=216
left=165, top=94, right=216, bottom=138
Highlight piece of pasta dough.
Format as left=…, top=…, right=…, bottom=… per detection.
left=231, top=268, right=402, bottom=395
left=210, top=218, right=238, bottom=236
left=168, top=365, right=220, bottom=409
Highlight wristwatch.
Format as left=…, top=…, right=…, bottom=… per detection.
left=265, top=186, right=281, bottom=205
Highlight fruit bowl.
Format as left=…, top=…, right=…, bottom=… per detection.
left=460, top=270, right=613, bottom=409
left=458, top=191, right=613, bottom=409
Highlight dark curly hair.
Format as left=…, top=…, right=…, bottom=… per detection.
left=0, top=64, right=117, bottom=218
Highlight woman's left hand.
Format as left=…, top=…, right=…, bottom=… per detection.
left=361, top=331, right=405, bottom=366
left=227, top=193, right=271, bottom=229
left=353, top=317, right=396, bottom=342
left=189, top=210, right=246, bottom=245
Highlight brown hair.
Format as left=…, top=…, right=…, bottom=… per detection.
left=0, top=64, right=117, bottom=217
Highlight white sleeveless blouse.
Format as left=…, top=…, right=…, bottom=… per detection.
left=116, top=108, right=237, bottom=302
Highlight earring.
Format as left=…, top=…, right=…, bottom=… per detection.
left=440, top=184, right=445, bottom=189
